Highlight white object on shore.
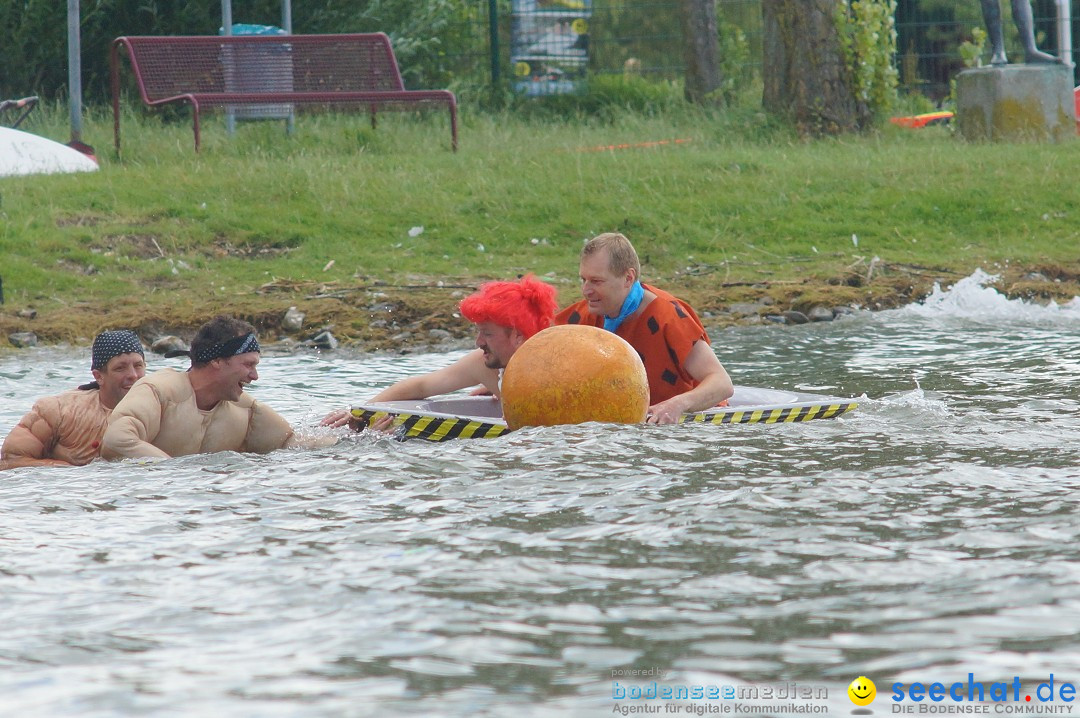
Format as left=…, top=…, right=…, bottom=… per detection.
left=0, top=127, right=98, bottom=178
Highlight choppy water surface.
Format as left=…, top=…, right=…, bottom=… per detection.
left=1, top=272, right=1079, bottom=717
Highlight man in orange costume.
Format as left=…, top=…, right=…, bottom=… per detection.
left=321, top=274, right=558, bottom=427
left=556, top=232, right=733, bottom=424
left=1, top=330, right=147, bottom=469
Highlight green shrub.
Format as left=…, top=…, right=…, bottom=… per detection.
left=508, top=74, right=684, bottom=120
left=836, top=0, right=900, bottom=124
left=717, top=20, right=754, bottom=104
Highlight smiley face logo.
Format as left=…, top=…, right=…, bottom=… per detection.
left=848, top=676, right=876, bottom=706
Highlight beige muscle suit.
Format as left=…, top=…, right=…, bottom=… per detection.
left=1, top=330, right=147, bottom=470
left=102, top=368, right=295, bottom=458
left=102, top=315, right=328, bottom=460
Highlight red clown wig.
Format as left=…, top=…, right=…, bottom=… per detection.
left=459, top=274, right=558, bottom=339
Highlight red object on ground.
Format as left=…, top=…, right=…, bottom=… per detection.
left=889, top=111, right=954, bottom=128
left=1074, top=86, right=1079, bottom=134
left=67, top=139, right=98, bottom=164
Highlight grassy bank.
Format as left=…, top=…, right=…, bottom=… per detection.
left=3, top=101, right=1079, bottom=349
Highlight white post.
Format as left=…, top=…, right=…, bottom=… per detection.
left=67, top=0, right=82, bottom=143
left=1056, top=0, right=1073, bottom=67
left=223, top=0, right=235, bottom=135
left=282, top=0, right=294, bottom=134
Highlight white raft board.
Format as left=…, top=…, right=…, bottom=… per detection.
left=0, top=127, right=99, bottom=178
left=350, top=386, right=858, bottom=442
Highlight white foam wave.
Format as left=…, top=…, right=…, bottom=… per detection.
left=900, top=269, right=1080, bottom=322
left=871, top=387, right=952, bottom=417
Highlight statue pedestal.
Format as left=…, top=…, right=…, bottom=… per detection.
left=955, top=64, right=1075, bottom=142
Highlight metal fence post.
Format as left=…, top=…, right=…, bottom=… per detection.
left=489, top=0, right=500, bottom=93
left=67, top=0, right=83, bottom=144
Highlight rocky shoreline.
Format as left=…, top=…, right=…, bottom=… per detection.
left=3, top=265, right=1078, bottom=358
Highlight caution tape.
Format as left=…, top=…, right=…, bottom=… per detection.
left=681, top=401, right=858, bottom=425
left=352, top=400, right=857, bottom=442
left=351, top=409, right=509, bottom=442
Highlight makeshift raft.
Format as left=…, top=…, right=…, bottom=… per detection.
left=350, top=386, right=858, bottom=442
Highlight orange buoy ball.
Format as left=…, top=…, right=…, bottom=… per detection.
left=501, top=324, right=649, bottom=430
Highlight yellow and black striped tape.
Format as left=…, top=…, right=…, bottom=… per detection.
left=680, top=401, right=858, bottom=425
left=351, top=409, right=509, bottom=442
left=351, top=400, right=857, bottom=441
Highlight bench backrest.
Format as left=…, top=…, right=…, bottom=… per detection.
left=118, top=33, right=407, bottom=102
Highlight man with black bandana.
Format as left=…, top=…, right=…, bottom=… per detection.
left=102, top=315, right=323, bottom=460
left=1, top=330, right=147, bottom=469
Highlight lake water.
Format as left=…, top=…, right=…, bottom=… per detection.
left=1, top=271, right=1079, bottom=717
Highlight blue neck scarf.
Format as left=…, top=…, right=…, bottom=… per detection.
left=604, top=281, right=644, bottom=333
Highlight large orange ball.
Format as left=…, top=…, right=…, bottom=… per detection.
left=501, top=324, right=649, bottom=430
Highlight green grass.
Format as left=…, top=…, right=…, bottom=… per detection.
left=3, top=98, right=1079, bottom=317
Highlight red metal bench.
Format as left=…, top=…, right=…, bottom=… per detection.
left=110, top=33, right=458, bottom=153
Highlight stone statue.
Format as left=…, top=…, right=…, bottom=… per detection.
left=980, top=0, right=1059, bottom=65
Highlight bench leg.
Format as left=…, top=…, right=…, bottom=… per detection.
left=449, top=103, right=458, bottom=152
left=111, top=45, right=122, bottom=154
left=192, top=102, right=201, bottom=153
left=113, top=95, right=122, bottom=154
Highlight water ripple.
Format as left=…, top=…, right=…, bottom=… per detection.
left=1, top=274, right=1080, bottom=715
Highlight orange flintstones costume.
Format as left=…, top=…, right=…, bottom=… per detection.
left=1, top=389, right=112, bottom=467
left=101, top=368, right=294, bottom=459
left=555, top=283, right=709, bottom=404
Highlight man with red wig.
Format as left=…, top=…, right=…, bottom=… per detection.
left=322, top=275, right=557, bottom=427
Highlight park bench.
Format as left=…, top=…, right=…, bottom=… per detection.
left=110, top=33, right=458, bottom=153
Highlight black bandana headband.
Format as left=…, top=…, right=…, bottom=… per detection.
left=191, top=333, right=260, bottom=363
left=91, top=330, right=144, bottom=370
left=164, top=332, right=260, bottom=362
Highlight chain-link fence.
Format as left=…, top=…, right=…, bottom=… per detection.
left=3, top=0, right=1076, bottom=109
left=439, top=0, right=1078, bottom=104
left=438, top=0, right=763, bottom=91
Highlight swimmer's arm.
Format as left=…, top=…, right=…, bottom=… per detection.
left=100, top=384, right=171, bottom=460
left=371, top=349, right=500, bottom=401
left=647, top=342, right=734, bottom=425
left=321, top=350, right=499, bottom=429
left=0, top=401, right=72, bottom=469
left=283, top=432, right=338, bottom=449
left=247, top=402, right=337, bottom=452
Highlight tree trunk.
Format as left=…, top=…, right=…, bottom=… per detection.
left=761, top=0, right=864, bottom=135
left=680, top=0, right=722, bottom=104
